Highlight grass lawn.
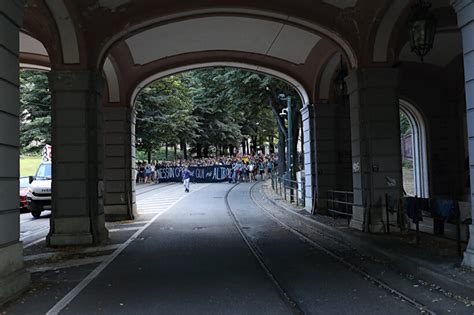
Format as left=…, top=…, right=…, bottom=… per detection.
left=20, top=156, right=42, bottom=177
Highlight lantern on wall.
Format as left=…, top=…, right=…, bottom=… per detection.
left=408, top=0, right=437, bottom=62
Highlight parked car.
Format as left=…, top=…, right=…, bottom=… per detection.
left=19, top=177, right=29, bottom=212
left=27, top=162, right=52, bottom=218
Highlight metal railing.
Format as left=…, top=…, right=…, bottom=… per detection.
left=271, top=173, right=305, bottom=207
left=326, top=190, right=353, bottom=220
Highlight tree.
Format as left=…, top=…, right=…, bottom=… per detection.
left=19, top=70, right=51, bottom=155
left=188, top=69, right=243, bottom=157
left=135, top=75, right=199, bottom=161
left=219, top=68, right=302, bottom=174
left=134, top=67, right=302, bottom=167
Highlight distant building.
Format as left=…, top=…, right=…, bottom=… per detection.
left=401, top=134, right=413, bottom=161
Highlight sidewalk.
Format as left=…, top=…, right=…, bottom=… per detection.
left=262, top=182, right=474, bottom=301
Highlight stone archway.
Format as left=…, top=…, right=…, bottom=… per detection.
left=128, top=62, right=315, bottom=212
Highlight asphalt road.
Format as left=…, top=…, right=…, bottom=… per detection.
left=42, top=182, right=422, bottom=315
left=19, top=183, right=173, bottom=248
left=20, top=210, right=51, bottom=248
left=13, top=182, right=469, bottom=314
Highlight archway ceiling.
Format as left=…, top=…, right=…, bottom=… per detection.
left=19, top=32, right=50, bottom=69
left=20, top=33, right=48, bottom=56
left=34, top=0, right=370, bottom=68
left=125, top=16, right=322, bottom=66
left=106, top=38, right=339, bottom=106
left=21, top=0, right=462, bottom=104
left=95, top=0, right=359, bottom=12
left=23, top=0, right=461, bottom=69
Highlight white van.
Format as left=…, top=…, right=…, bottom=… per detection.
left=27, top=162, right=52, bottom=218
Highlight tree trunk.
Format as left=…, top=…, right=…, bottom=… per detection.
left=165, top=144, right=168, bottom=160
left=278, top=128, right=286, bottom=175
left=196, top=144, right=202, bottom=158
left=174, top=145, right=177, bottom=161
left=267, top=96, right=287, bottom=139
left=180, top=139, right=188, bottom=160
left=269, top=136, right=275, bottom=154
left=252, top=136, right=258, bottom=154
left=203, top=146, right=209, bottom=157
left=242, top=140, right=246, bottom=155
left=147, top=150, right=151, bottom=164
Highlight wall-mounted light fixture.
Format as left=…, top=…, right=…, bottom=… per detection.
left=408, top=0, right=437, bottom=62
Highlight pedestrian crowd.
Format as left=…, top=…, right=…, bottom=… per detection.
left=228, top=154, right=276, bottom=183
left=136, top=154, right=278, bottom=184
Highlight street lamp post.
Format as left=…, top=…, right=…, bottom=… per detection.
left=286, top=96, right=293, bottom=182
left=279, top=95, right=294, bottom=202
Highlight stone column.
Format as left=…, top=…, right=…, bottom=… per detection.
left=453, top=0, right=474, bottom=267
left=346, top=68, right=403, bottom=233
left=314, top=103, right=353, bottom=213
left=47, top=71, right=109, bottom=246
left=103, top=105, right=136, bottom=221
left=301, top=105, right=315, bottom=212
left=0, top=0, right=31, bottom=304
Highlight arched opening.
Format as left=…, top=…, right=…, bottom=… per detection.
left=130, top=66, right=311, bottom=208
left=400, top=99, right=429, bottom=198
left=18, top=30, right=53, bottom=248
left=130, top=62, right=310, bottom=107
left=128, top=62, right=315, bottom=210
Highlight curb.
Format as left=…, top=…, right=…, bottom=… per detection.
left=261, top=183, right=474, bottom=300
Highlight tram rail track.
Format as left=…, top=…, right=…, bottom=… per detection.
left=224, top=183, right=304, bottom=315
left=248, top=181, right=437, bottom=315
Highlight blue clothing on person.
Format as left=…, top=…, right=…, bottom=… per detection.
left=182, top=169, right=191, bottom=180
left=431, top=198, right=455, bottom=219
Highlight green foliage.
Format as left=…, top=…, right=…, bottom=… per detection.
left=400, top=110, right=411, bottom=136
left=134, top=67, right=302, bottom=159
left=135, top=75, right=199, bottom=155
left=20, top=70, right=51, bottom=155
left=188, top=69, right=243, bottom=148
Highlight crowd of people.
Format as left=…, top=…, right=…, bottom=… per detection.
left=227, top=155, right=276, bottom=183
left=136, top=153, right=278, bottom=184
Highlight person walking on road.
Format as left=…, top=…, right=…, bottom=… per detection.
left=182, top=166, right=191, bottom=193
left=258, top=160, right=265, bottom=180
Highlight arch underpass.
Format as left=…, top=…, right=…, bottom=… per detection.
left=97, top=11, right=354, bottom=223
left=1, top=0, right=474, bottom=310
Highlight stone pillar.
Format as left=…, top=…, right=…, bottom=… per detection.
left=314, top=103, right=353, bottom=213
left=346, top=68, right=403, bottom=233
left=103, top=105, right=136, bottom=221
left=47, top=71, right=109, bottom=246
left=0, top=0, right=31, bottom=304
left=453, top=0, right=474, bottom=267
left=301, top=105, right=315, bottom=212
